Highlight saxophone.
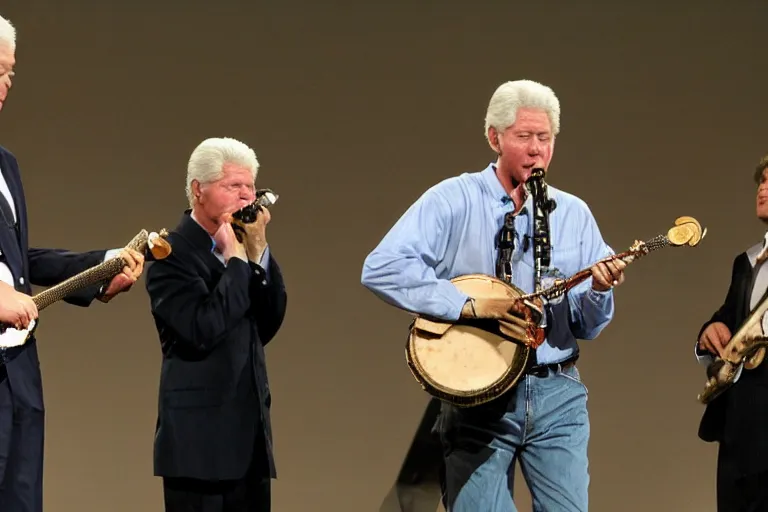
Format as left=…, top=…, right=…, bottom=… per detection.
left=698, top=293, right=768, bottom=404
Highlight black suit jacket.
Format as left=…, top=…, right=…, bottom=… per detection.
left=0, top=145, right=106, bottom=410
left=145, top=211, right=287, bottom=482
left=698, top=251, right=768, bottom=477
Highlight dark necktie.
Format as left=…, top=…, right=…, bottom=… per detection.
left=0, top=189, right=16, bottom=233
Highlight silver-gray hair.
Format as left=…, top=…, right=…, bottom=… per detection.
left=185, top=137, right=260, bottom=205
left=0, top=14, right=16, bottom=50
left=484, top=80, right=561, bottom=144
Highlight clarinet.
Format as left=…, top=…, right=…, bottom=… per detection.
left=526, top=168, right=557, bottom=292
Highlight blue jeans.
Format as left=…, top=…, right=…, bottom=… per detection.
left=438, top=364, right=590, bottom=512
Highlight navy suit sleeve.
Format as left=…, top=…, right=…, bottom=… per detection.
left=146, top=252, right=254, bottom=354
left=247, top=254, right=287, bottom=346
left=28, top=248, right=107, bottom=306
left=696, top=254, right=743, bottom=357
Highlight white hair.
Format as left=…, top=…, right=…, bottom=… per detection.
left=484, top=80, right=561, bottom=144
left=0, top=14, right=16, bottom=50
left=185, top=137, right=260, bottom=205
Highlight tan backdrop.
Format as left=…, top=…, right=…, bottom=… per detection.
left=0, top=1, right=766, bottom=511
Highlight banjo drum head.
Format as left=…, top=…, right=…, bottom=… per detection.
left=407, top=274, right=530, bottom=403
left=409, top=323, right=525, bottom=393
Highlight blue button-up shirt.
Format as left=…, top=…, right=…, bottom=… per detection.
left=361, top=163, right=616, bottom=365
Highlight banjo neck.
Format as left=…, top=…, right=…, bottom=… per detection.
left=32, top=256, right=131, bottom=311
left=518, top=216, right=707, bottom=302
left=32, top=228, right=172, bottom=311
left=0, top=228, right=172, bottom=356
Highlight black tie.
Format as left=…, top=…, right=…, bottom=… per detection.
left=0, top=190, right=19, bottom=240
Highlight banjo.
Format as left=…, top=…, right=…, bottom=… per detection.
left=0, top=187, right=278, bottom=362
left=405, top=216, right=707, bottom=408
left=0, top=228, right=172, bottom=363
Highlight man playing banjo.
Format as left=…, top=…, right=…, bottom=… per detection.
left=361, top=79, right=626, bottom=511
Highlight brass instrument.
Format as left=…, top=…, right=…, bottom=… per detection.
left=698, top=294, right=768, bottom=404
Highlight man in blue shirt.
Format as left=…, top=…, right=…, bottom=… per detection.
left=362, top=79, right=626, bottom=511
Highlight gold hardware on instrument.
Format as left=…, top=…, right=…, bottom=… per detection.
left=147, top=230, right=172, bottom=260
left=667, top=216, right=707, bottom=247
left=698, top=294, right=768, bottom=404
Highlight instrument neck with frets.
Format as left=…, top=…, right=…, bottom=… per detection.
left=496, top=171, right=705, bottom=304
left=0, top=228, right=173, bottom=356
left=32, top=229, right=171, bottom=313
left=519, top=230, right=694, bottom=303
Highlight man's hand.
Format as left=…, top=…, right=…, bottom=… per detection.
left=214, top=215, right=248, bottom=263
left=591, top=257, right=627, bottom=292
left=461, top=297, right=542, bottom=327
left=699, top=321, right=732, bottom=358
left=99, top=248, right=146, bottom=303
left=241, top=206, right=270, bottom=264
left=0, top=282, right=38, bottom=330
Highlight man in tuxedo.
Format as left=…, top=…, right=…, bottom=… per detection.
left=0, top=13, right=145, bottom=512
left=145, top=137, right=287, bottom=512
left=696, top=154, right=768, bottom=512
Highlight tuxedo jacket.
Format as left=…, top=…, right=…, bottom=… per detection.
left=698, top=249, right=768, bottom=477
left=145, top=211, right=287, bottom=482
left=0, top=145, right=106, bottom=411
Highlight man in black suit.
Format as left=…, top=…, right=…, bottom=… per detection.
left=145, top=137, right=287, bottom=512
left=0, top=13, right=145, bottom=512
left=696, top=154, right=768, bottom=512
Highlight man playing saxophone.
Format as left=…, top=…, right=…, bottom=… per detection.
left=696, top=154, right=768, bottom=512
